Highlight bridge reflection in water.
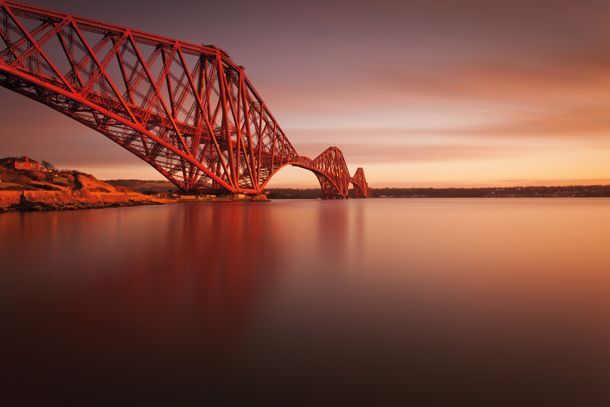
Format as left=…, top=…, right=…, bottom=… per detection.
left=0, top=201, right=365, bottom=403
left=3, top=200, right=610, bottom=404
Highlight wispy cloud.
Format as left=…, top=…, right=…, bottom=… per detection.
left=4, top=0, right=610, bottom=185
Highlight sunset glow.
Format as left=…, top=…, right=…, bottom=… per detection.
left=2, top=0, right=610, bottom=187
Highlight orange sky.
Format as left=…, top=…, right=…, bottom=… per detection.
left=2, top=0, right=610, bottom=187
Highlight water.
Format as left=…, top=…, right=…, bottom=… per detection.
left=2, top=199, right=610, bottom=405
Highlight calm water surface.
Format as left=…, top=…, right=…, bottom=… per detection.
left=2, top=199, right=610, bottom=405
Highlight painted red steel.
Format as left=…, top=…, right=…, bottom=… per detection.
left=0, top=1, right=368, bottom=199
left=351, top=167, right=369, bottom=198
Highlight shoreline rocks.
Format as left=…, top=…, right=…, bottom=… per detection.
left=0, top=190, right=167, bottom=213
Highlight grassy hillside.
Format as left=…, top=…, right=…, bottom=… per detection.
left=0, top=157, right=166, bottom=211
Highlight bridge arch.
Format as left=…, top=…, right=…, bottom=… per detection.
left=291, top=165, right=347, bottom=200
left=261, top=163, right=347, bottom=200
left=351, top=168, right=369, bottom=198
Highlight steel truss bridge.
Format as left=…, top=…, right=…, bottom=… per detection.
left=0, top=1, right=368, bottom=199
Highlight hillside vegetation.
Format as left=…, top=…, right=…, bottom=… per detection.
left=0, top=157, right=166, bottom=211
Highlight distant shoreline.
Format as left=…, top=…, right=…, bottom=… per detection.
left=4, top=156, right=610, bottom=213
left=3, top=188, right=610, bottom=214
left=266, top=185, right=610, bottom=199
left=106, top=179, right=610, bottom=199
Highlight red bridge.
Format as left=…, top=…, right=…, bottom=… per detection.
left=0, top=1, right=368, bottom=199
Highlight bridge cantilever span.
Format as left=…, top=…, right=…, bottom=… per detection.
left=351, top=167, right=369, bottom=198
left=0, top=0, right=368, bottom=199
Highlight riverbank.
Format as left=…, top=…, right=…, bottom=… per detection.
left=0, top=191, right=270, bottom=213
left=0, top=156, right=172, bottom=212
left=0, top=190, right=168, bottom=212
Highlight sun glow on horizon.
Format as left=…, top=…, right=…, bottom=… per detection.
left=3, top=0, right=610, bottom=188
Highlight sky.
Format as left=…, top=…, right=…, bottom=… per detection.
left=2, top=0, right=610, bottom=187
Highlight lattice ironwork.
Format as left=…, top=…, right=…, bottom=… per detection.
left=351, top=167, right=369, bottom=198
left=0, top=0, right=367, bottom=199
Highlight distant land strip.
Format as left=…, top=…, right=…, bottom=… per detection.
left=4, top=157, right=610, bottom=201
left=106, top=180, right=610, bottom=199
left=268, top=186, right=610, bottom=199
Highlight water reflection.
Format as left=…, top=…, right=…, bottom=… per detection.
left=2, top=199, right=610, bottom=404
left=1, top=203, right=287, bottom=402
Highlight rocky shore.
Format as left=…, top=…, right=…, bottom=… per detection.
left=0, top=156, right=169, bottom=213
left=0, top=190, right=167, bottom=213
left=0, top=157, right=272, bottom=213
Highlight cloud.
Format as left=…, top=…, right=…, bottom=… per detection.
left=6, top=0, right=610, bottom=185
left=271, top=48, right=610, bottom=141
left=295, top=141, right=541, bottom=164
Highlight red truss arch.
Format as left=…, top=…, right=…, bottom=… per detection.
left=0, top=0, right=367, bottom=199
left=351, top=167, right=369, bottom=198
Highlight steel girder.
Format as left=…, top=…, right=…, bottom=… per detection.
left=290, top=147, right=351, bottom=199
left=0, top=0, right=367, bottom=199
left=351, top=167, right=369, bottom=198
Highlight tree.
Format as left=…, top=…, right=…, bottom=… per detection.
left=41, top=160, right=55, bottom=170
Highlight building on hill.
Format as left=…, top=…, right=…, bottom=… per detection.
left=14, top=156, right=42, bottom=171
